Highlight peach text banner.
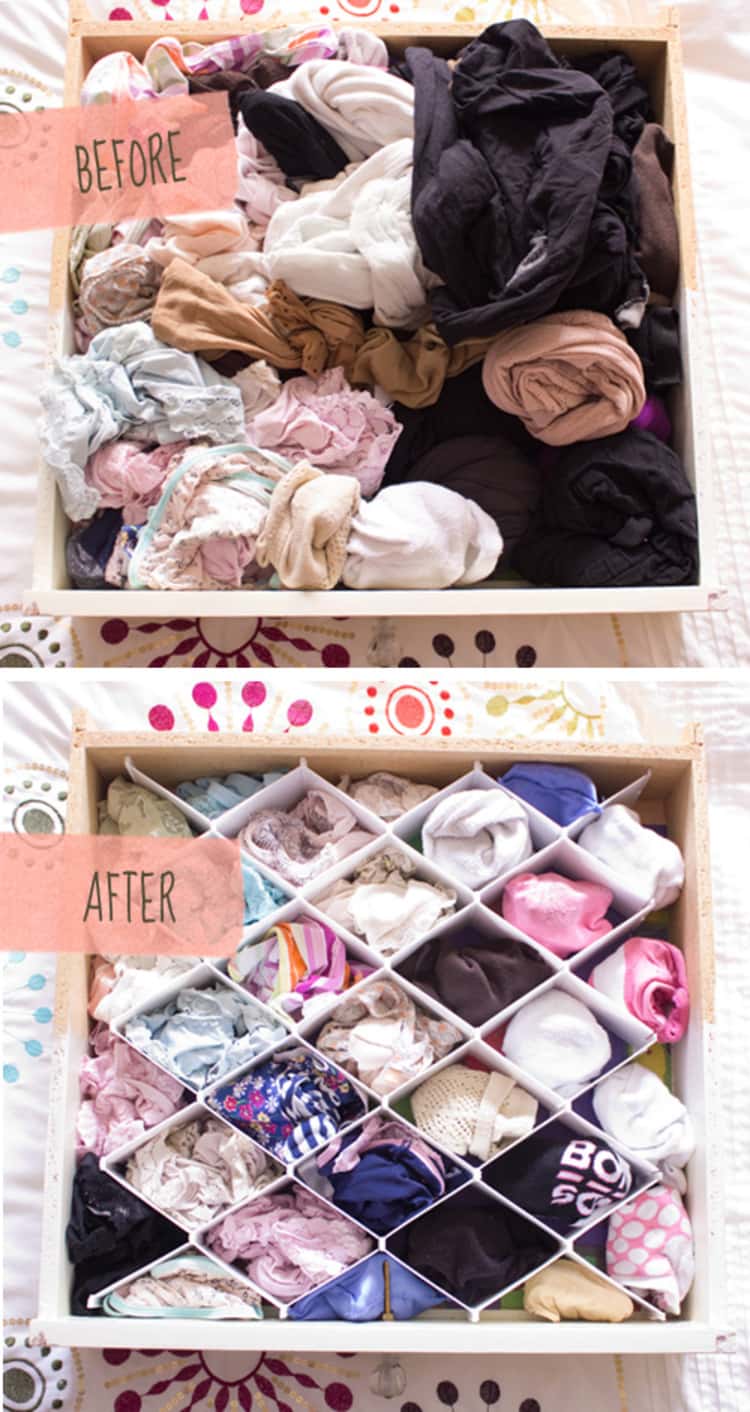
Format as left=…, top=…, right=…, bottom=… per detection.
left=0, top=832, right=244, bottom=957
left=0, top=92, right=236, bottom=233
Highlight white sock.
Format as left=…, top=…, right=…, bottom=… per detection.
left=503, top=989, right=612, bottom=1094
left=343, top=483, right=503, bottom=589
left=422, top=788, right=532, bottom=890
left=592, top=1063, right=694, bottom=1191
left=578, top=805, right=685, bottom=909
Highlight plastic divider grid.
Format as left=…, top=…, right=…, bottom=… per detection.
left=87, top=755, right=684, bottom=1323
left=563, top=771, right=653, bottom=841
left=294, top=1110, right=472, bottom=1232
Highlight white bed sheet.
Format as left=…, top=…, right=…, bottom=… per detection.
left=0, top=0, right=748, bottom=668
left=2, top=675, right=748, bottom=1411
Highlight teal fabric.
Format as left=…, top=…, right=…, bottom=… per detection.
left=40, top=322, right=246, bottom=521
left=101, top=1254, right=263, bottom=1319
left=176, top=770, right=287, bottom=818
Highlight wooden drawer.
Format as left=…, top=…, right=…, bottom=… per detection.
left=28, top=5, right=722, bottom=619
left=31, top=725, right=725, bottom=1353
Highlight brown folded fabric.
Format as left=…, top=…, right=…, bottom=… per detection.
left=152, top=260, right=300, bottom=367
left=152, top=261, right=490, bottom=408
left=482, top=310, right=646, bottom=445
left=265, top=281, right=366, bottom=377
left=398, top=925, right=554, bottom=1027
left=152, top=263, right=367, bottom=379
left=633, top=123, right=679, bottom=300
left=188, top=54, right=288, bottom=98
left=349, top=325, right=493, bottom=409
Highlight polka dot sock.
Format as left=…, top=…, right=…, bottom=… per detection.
left=606, top=1184, right=694, bottom=1314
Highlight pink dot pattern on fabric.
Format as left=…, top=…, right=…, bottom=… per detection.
left=606, top=1185, right=692, bottom=1311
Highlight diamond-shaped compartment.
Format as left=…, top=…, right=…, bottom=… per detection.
left=199, top=1177, right=376, bottom=1307
left=387, top=1183, right=562, bottom=1311
left=113, top=967, right=290, bottom=1094
left=102, top=1101, right=285, bottom=1232
left=215, top=763, right=386, bottom=892
left=391, top=1039, right=560, bottom=1171
left=205, top=1039, right=369, bottom=1164
left=481, top=830, right=655, bottom=969
left=393, top=767, right=564, bottom=895
left=568, top=1046, right=690, bottom=1202
left=87, top=1246, right=267, bottom=1318
left=304, top=835, right=471, bottom=963
left=482, top=971, right=656, bottom=1102
left=215, top=900, right=381, bottom=1027
left=480, top=1248, right=662, bottom=1320
left=481, top=1112, right=657, bottom=1241
left=285, top=1249, right=462, bottom=1321
left=395, top=902, right=557, bottom=1030
left=299, top=974, right=468, bottom=1101
left=295, top=1110, right=470, bottom=1237
left=77, top=1023, right=193, bottom=1158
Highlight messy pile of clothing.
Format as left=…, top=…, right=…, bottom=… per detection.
left=46, top=19, right=697, bottom=593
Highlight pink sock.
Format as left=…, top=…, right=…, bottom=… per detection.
left=501, top=871, right=613, bottom=957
